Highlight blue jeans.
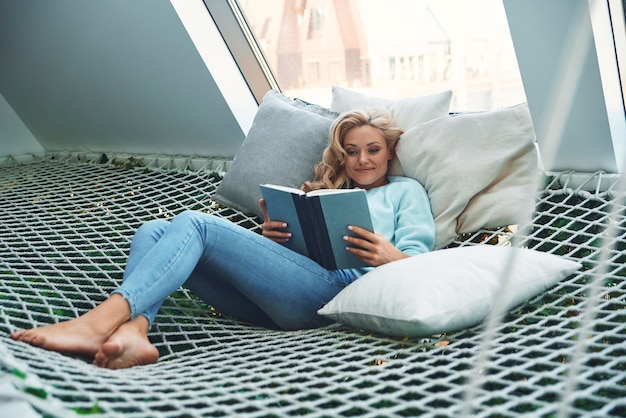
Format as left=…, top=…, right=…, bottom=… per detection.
left=113, top=210, right=358, bottom=330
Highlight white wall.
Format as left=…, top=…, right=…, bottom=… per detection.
left=0, top=92, right=44, bottom=157
left=0, top=0, right=257, bottom=159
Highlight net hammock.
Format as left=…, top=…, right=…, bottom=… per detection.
left=0, top=152, right=624, bottom=417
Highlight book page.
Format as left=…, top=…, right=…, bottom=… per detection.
left=307, top=188, right=363, bottom=196
left=260, top=184, right=304, bottom=195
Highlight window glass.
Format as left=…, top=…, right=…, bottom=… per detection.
left=238, top=0, right=526, bottom=111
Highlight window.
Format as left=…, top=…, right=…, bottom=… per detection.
left=328, top=60, right=341, bottom=82
left=307, top=7, right=326, bottom=38
left=307, top=61, right=320, bottom=82
left=237, top=0, right=526, bottom=111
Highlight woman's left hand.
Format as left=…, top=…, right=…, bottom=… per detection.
left=343, top=225, right=408, bottom=267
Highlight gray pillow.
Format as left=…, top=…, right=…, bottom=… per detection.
left=213, top=90, right=339, bottom=217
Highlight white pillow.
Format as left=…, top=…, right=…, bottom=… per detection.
left=318, top=246, right=581, bottom=338
left=396, top=103, right=539, bottom=249
left=330, top=86, right=452, bottom=131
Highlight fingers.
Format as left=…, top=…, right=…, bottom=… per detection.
left=259, top=198, right=269, bottom=222
left=259, top=198, right=289, bottom=241
left=261, top=220, right=292, bottom=242
left=343, top=236, right=370, bottom=253
left=261, top=220, right=288, bottom=232
left=347, top=225, right=376, bottom=240
left=344, top=226, right=378, bottom=249
left=259, top=199, right=292, bottom=242
left=344, top=228, right=403, bottom=267
left=343, top=231, right=374, bottom=265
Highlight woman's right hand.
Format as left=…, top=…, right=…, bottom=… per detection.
left=259, top=198, right=292, bottom=243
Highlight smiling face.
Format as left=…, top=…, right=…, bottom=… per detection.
left=342, top=124, right=393, bottom=190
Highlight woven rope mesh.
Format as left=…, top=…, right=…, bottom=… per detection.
left=0, top=153, right=624, bottom=417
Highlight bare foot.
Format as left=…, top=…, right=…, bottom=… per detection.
left=93, top=317, right=159, bottom=369
left=10, top=319, right=105, bottom=358
left=9, top=294, right=131, bottom=358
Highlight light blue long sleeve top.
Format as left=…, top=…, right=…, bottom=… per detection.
left=351, top=176, right=435, bottom=277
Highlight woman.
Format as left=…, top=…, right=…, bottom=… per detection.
left=10, top=108, right=435, bottom=369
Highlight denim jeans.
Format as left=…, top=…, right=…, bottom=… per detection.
left=113, top=210, right=359, bottom=330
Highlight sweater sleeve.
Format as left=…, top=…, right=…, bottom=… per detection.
left=392, top=178, right=436, bottom=256
left=351, top=177, right=436, bottom=277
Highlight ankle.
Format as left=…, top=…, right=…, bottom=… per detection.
left=125, top=316, right=151, bottom=335
left=84, top=294, right=132, bottom=336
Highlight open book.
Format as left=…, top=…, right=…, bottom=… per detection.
left=259, top=184, right=374, bottom=269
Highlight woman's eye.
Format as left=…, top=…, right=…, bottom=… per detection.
left=369, top=148, right=380, bottom=154
left=346, top=150, right=358, bottom=156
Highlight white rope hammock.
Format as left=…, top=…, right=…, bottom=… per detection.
left=0, top=152, right=624, bottom=417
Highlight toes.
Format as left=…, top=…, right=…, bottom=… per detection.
left=10, top=329, right=29, bottom=341
left=93, top=351, right=108, bottom=368
left=9, top=330, right=24, bottom=340
left=26, top=334, right=45, bottom=347
left=11, top=330, right=37, bottom=345
left=92, top=339, right=158, bottom=369
left=93, top=342, right=121, bottom=368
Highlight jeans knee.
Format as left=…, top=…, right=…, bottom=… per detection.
left=134, top=219, right=170, bottom=242
left=174, top=209, right=201, bottom=222
left=171, top=210, right=217, bottom=229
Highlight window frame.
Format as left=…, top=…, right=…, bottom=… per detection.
left=202, top=0, right=280, bottom=104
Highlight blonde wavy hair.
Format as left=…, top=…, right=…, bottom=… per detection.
left=301, top=107, right=403, bottom=192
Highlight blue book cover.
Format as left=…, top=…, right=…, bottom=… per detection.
left=259, top=184, right=373, bottom=269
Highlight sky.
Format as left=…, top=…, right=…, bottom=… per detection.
left=357, top=0, right=512, bottom=47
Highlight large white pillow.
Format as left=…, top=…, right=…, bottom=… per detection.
left=318, top=246, right=581, bottom=338
left=396, top=103, right=539, bottom=249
